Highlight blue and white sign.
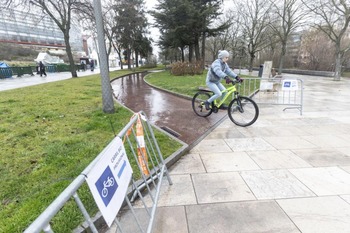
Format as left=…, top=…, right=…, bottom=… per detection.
left=282, top=79, right=298, bottom=91
left=86, top=137, right=132, bottom=227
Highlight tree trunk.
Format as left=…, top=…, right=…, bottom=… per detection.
left=334, top=45, right=342, bottom=81
left=64, top=34, right=77, bottom=77
left=194, top=37, right=200, bottom=61
left=119, top=52, right=123, bottom=69
left=278, top=42, right=287, bottom=75
left=249, top=53, right=254, bottom=72
left=189, top=44, right=193, bottom=62
left=127, top=48, right=131, bottom=69
left=201, top=32, right=206, bottom=69
left=135, top=50, right=139, bottom=68
left=181, top=47, right=185, bottom=62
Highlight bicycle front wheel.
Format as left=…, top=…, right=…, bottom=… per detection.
left=192, top=91, right=213, bottom=117
left=228, top=96, right=259, bottom=127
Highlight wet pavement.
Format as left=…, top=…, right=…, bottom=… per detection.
left=111, top=72, right=227, bottom=145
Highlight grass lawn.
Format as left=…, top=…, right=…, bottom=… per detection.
left=0, top=68, right=182, bottom=233
left=144, top=70, right=256, bottom=97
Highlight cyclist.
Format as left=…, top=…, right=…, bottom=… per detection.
left=205, top=50, right=242, bottom=110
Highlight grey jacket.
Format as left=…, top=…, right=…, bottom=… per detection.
left=206, top=59, right=238, bottom=83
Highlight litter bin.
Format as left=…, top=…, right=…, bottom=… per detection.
left=258, top=64, right=263, bottom=77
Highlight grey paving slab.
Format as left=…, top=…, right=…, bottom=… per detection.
left=341, top=166, right=350, bottom=173
left=200, top=151, right=260, bottom=172
left=337, top=133, right=350, bottom=142
left=224, top=137, right=275, bottom=151
left=298, top=117, right=341, bottom=125
left=190, top=139, right=232, bottom=153
left=291, top=148, right=350, bottom=167
left=186, top=201, right=300, bottom=233
left=289, top=167, right=350, bottom=195
left=266, top=126, right=311, bottom=136
left=301, top=135, right=350, bottom=148
left=247, top=150, right=312, bottom=169
left=336, top=147, right=350, bottom=157
left=277, top=196, right=350, bottom=233
left=262, top=136, right=318, bottom=150
left=114, top=206, right=188, bottom=233
left=134, top=174, right=197, bottom=208
left=191, top=172, right=256, bottom=204
left=240, top=169, right=315, bottom=199
left=300, top=124, right=350, bottom=136
left=341, top=195, right=350, bottom=205
left=168, top=153, right=206, bottom=174
left=236, top=126, right=280, bottom=137
left=204, top=128, right=246, bottom=139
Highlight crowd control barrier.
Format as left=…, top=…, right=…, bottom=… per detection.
left=238, top=77, right=304, bottom=115
left=24, top=111, right=173, bottom=233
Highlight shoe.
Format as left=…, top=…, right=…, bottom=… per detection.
left=219, top=104, right=228, bottom=110
left=204, top=101, right=211, bottom=110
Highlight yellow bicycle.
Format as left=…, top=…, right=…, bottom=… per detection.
left=192, top=80, right=259, bottom=127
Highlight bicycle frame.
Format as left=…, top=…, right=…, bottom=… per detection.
left=213, top=84, right=238, bottom=108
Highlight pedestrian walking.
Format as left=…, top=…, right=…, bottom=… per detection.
left=90, top=60, right=94, bottom=71
left=39, top=61, right=47, bottom=77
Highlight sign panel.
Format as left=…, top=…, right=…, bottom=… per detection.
left=259, top=80, right=274, bottom=90
left=282, top=79, right=298, bottom=91
left=262, top=61, right=273, bottom=78
left=86, top=137, right=132, bottom=227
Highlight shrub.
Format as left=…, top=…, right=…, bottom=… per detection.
left=171, top=61, right=204, bottom=76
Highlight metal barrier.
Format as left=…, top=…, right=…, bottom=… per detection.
left=238, top=77, right=304, bottom=115
left=24, top=111, right=173, bottom=233
left=0, top=67, right=12, bottom=78
left=0, top=66, right=35, bottom=78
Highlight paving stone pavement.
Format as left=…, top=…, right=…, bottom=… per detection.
left=113, top=75, right=350, bottom=233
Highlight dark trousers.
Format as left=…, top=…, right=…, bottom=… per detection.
left=40, top=69, right=47, bottom=76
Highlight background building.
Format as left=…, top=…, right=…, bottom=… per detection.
left=0, top=8, right=83, bottom=54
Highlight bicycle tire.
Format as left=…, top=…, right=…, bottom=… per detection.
left=228, top=96, right=259, bottom=127
left=192, top=91, right=213, bottom=117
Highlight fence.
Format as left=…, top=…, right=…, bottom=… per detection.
left=24, top=111, right=175, bottom=233
left=0, top=64, right=84, bottom=78
left=238, top=77, right=304, bottom=115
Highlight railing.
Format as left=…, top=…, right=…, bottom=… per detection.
left=0, top=64, right=85, bottom=78
left=238, top=77, right=304, bottom=115
left=24, top=111, right=175, bottom=233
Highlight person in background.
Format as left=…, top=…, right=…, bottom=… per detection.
left=39, top=61, right=47, bottom=77
left=90, top=60, right=94, bottom=71
left=204, top=50, right=242, bottom=110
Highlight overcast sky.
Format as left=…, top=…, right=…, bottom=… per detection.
left=144, top=0, right=160, bottom=55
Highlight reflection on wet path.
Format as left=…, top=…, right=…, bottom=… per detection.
left=111, top=72, right=227, bottom=145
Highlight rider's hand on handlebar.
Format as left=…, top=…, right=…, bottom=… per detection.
left=236, top=76, right=243, bottom=83
left=225, top=77, right=232, bottom=84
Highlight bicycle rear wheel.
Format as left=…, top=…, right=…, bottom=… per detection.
left=192, top=91, right=213, bottom=117
left=228, top=96, right=259, bottom=127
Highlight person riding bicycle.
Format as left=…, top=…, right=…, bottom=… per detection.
left=205, top=50, right=242, bottom=110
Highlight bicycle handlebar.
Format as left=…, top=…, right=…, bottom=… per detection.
left=231, top=79, right=241, bottom=85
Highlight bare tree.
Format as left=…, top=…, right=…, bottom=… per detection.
left=300, top=28, right=335, bottom=71
left=302, top=0, right=350, bottom=81
left=270, top=0, right=307, bottom=74
left=233, top=0, right=273, bottom=72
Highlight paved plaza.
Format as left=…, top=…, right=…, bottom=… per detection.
left=115, top=75, right=350, bottom=233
